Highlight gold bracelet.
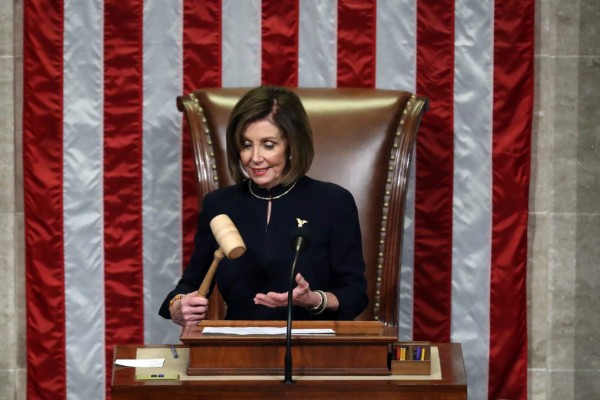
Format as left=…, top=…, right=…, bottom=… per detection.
left=309, top=290, right=327, bottom=315
left=169, top=294, right=184, bottom=309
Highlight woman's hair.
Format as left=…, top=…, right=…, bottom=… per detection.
left=226, top=86, right=314, bottom=186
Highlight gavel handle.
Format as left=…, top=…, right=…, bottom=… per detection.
left=197, top=248, right=225, bottom=297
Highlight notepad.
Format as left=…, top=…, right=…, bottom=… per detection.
left=202, top=327, right=335, bottom=335
left=115, top=358, right=165, bottom=368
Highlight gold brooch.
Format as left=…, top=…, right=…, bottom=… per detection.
left=296, top=218, right=308, bottom=227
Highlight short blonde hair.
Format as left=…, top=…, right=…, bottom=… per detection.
left=226, top=86, right=314, bottom=186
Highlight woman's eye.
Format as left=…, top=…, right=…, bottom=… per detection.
left=242, top=141, right=252, bottom=149
left=263, top=142, right=275, bottom=150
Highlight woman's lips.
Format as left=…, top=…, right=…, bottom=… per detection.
left=251, top=167, right=269, bottom=176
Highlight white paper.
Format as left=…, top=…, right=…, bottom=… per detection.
left=114, top=358, right=165, bottom=368
left=202, top=327, right=335, bottom=336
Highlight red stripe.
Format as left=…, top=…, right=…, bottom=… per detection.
left=23, top=1, right=66, bottom=398
left=489, top=0, right=534, bottom=398
left=261, top=0, right=299, bottom=86
left=103, top=0, right=145, bottom=395
left=182, top=1, right=222, bottom=269
left=337, top=0, right=376, bottom=88
left=412, top=0, right=455, bottom=342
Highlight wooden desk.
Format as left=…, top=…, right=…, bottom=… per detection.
left=181, top=321, right=397, bottom=376
left=111, top=343, right=467, bottom=400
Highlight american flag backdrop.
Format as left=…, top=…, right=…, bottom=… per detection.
left=22, top=1, right=533, bottom=399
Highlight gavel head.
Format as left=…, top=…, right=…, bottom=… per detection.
left=210, top=214, right=246, bottom=259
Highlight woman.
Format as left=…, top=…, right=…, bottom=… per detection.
left=159, top=86, right=368, bottom=326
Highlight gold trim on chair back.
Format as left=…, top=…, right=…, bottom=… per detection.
left=177, top=88, right=428, bottom=327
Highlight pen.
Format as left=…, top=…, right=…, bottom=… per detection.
left=170, top=346, right=178, bottom=358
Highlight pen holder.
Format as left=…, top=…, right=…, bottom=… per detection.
left=390, top=341, right=431, bottom=375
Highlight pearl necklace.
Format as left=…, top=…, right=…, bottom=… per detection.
left=248, top=180, right=297, bottom=201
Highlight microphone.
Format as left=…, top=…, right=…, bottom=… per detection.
left=290, top=226, right=312, bottom=252
left=284, top=224, right=311, bottom=384
left=197, top=214, right=246, bottom=297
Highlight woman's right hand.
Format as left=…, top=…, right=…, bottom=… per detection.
left=169, top=293, right=210, bottom=326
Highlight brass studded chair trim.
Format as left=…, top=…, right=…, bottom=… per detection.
left=177, top=88, right=428, bottom=327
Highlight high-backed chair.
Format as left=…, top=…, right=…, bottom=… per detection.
left=177, top=88, right=428, bottom=327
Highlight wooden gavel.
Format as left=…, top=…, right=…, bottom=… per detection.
left=197, top=214, right=246, bottom=297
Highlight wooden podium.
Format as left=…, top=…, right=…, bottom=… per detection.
left=111, top=321, right=468, bottom=400
left=180, top=320, right=395, bottom=376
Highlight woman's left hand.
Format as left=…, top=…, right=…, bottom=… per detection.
left=253, top=273, right=322, bottom=309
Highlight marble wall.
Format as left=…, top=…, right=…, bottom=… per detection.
left=1, top=0, right=22, bottom=398
left=529, top=1, right=600, bottom=399
left=1, top=0, right=598, bottom=399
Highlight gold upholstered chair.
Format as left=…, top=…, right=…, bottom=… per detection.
left=177, top=88, right=428, bottom=327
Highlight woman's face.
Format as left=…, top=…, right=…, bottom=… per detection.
left=239, top=119, right=288, bottom=189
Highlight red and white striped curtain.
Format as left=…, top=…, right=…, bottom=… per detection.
left=23, top=1, right=533, bottom=399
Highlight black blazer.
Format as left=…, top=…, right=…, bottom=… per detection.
left=159, top=176, right=368, bottom=320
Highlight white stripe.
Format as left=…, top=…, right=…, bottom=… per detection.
left=452, top=1, right=493, bottom=399
left=63, top=1, right=105, bottom=398
left=298, top=0, right=337, bottom=87
left=143, top=0, right=185, bottom=344
left=222, top=0, right=261, bottom=87
left=375, top=0, right=418, bottom=339
left=399, top=156, right=416, bottom=340
left=375, top=0, right=417, bottom=91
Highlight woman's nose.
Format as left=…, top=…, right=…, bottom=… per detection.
left=251, top=147, right=263, bottom=163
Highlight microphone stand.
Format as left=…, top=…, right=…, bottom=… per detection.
left=284, top=237, right=303, bottom=384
